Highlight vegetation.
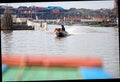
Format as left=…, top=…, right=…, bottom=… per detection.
left=114, top=25, right=118, bottom=28
left=90, top=24, right=101, bottom=27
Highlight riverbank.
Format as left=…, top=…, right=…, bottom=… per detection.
left=90, top=23, right=118, bottom=28
left=90, top=24, right=101, bottom=27
left=1, top=24, right=34, bottom=30
left=114, top=25, right=119, bottom=28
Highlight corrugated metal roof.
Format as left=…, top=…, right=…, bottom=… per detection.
left=45, top=6, right=65, bottom=10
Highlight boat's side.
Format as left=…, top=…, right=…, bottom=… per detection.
left=2, top=55, right=102, bottom=67
left=2, top=64, right=7, bottom=73
left=27, top=20, right=41, bottom=28
left=56, top=31, right=68, bottom=37
left=2, top=55, right=113, bottom=81
left=40, top=22, right=48, bottom=31
left=2, top=67, right=82, bottom=81
left=26, top=20, right=34, bottom=27
left=2, top=66, right=112, bottom=81
left=26, top=20, right=48, bottom=30
left=79, top=67, right=112, bottom=79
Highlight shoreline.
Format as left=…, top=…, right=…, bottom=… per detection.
left=1, top=24, right=34, bottom=30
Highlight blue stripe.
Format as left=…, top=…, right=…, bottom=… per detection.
left=78, top=67, right=112, bottom=79
left=2, top=64, right=7, bottom=73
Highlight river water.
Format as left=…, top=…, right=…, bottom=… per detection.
left=1, top=24, right=119, bottom=78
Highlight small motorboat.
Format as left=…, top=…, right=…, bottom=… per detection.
left=54, top=28, right=68, bottom=37
left=56, top=31, right=68, bottom=37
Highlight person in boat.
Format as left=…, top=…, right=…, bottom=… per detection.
left=61, top=24, right=68, bottom=34
left=54, top=28, right=61, bottom=33
left=54, top=25, right=65, bottom=33
left=54, top=25, right=68, bottom=37
left=54, top=25, right=67, bottom=34
left=61, top=25, right=66, bottom=32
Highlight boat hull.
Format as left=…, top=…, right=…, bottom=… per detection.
left=56, top=31, right=68, bottom=37
left=27, top=20, right=48, bottom=30
left=2, top=55, right=102, bottom=67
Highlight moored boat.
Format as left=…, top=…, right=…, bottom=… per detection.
left=27, top=19, right=48, bottom=30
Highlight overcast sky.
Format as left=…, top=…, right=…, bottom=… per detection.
left=0, top=0, right=114, bottom=9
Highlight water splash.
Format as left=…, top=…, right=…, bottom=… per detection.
left=66, top=25, right=116, bottom=35
left=66, top=26, right=94, bottom=35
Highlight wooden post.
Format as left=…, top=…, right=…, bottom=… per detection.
left=1, top=8, right=13, bottom=30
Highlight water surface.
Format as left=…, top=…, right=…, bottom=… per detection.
left=1, top=24, right=119, bottom=78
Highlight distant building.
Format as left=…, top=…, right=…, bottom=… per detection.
left=69, top=8, right=77, bottom=11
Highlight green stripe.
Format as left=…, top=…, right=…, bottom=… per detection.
left=2, top=67, right=82, bottom=81
left=2, top=67, right=20, bottom=81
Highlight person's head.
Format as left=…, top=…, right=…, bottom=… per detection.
left=61, top=25, right=64, bottom=27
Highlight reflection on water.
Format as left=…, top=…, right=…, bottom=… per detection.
left=2, top=30, right=13, bottom=34
left=1, top=25, right=119, bottom=78
left=2, top=30, right=13, bottom=54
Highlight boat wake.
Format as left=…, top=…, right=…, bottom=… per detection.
left=66, top=25, right=111, bottom=35
left=66, top=26, right=91, bottom=35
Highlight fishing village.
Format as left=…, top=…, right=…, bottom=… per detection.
left=0, top=1, right=118, bottom=30
left=1, top=0, right=119, bottom=81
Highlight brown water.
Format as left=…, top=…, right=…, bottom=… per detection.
left=1, top=24, right=119, bottom=78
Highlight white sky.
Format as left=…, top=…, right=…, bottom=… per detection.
left=0, top=0, right=114, bottom=9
